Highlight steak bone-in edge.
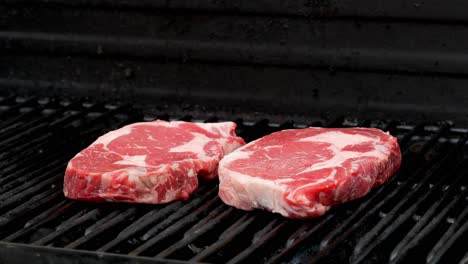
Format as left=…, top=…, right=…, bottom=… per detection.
left=218, top=127, right=402, bottom=219
left=64, top=120, right=245, bottom=204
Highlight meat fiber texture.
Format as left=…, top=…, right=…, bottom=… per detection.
left=64, top=120, right=245, bottom=204
left=218, top=127, right=401, bottom=219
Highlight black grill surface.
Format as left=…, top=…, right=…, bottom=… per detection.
left=0, top=94, right=467, bottom=264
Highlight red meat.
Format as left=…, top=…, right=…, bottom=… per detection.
left=64, top=120, right=244, bottom=204
left=218, top=127, right=401, bottom=219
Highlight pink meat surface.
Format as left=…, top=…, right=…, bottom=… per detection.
left=64, top=120, right=245, bottom=204
left=218, top=127, right=401, bottom=219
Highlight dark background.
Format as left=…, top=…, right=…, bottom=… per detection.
left=2, top=0, right=468, bottom=123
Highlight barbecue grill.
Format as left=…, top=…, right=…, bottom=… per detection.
left=2, top=1, right=468, bottom=263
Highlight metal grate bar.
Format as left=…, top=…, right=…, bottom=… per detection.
left=137, top=187, right=218, bottom=243
left=389, top=169, right=468, bottom=263
left=156, top=206, right=237, bottom=259
left=190, top=214, right=260, bottom=262
left=349, top=133, right=468, bottom=263
left=0, top=111, right=42, bottom=136
left=64, top=208, right=138, bottom=249
left=98, top=201, right=184, bottom=252
left=141, top=196, right=219, bottom=242
left=0, top=159, right=68, bottom=196
left=32, top=208, right=102, bottom=246
left=98, top=184, right=214, bottom=253
left=0, top=132, right=53, bottom=157
left=0, top=103, right=102, bottom=154
left=227, top=219, right=287, bottom=264
left=0, top=172, right=63, bottom=211
left=0, top=100, right=74, bottom=142
left=141, top=203, right=230, bottom=257
left=0, top=95, right=20, bottom=105
left=0, top=188, right=62, bottom=228
left=398, top=123, right=425, bottom=148
left=3, top=200, right=75, bottom=242
left=426, top=206, right=468, bottom=263
left=1, top=139, right=65, bottom=166
left=131, top=195, right=221, bottom=256
left=97, top=204, right=178, bottom=251
left=0, top=97, right=36, bottom=119
left=266, top=213, right=335, bottom=264
left=350, top=158, right=467, bottom=263
left=26, top=200, right=76, bottom=228
left=0, top=152, right=66, bottom=187
left=460, top=250, right=468, bottom=264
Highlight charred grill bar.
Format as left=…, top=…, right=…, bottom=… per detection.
left=2, top=0, right=468, bottom=263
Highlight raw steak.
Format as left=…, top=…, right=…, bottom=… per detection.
left=64, top=120, right=245, bottom=204
left=218, top=127, right=401, bottom=219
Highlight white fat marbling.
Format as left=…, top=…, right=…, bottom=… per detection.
left=299, top=131, right=372, bottom=150
left=114, top=155, right=148, bottom=167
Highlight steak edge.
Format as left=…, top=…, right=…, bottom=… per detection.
left=218, top=127, right=401, bottom=219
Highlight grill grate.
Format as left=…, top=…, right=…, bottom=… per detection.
left=0, top=95, right=467, bottom=264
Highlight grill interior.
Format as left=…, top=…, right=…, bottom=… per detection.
left=0, top=94, right=467, bottom=264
